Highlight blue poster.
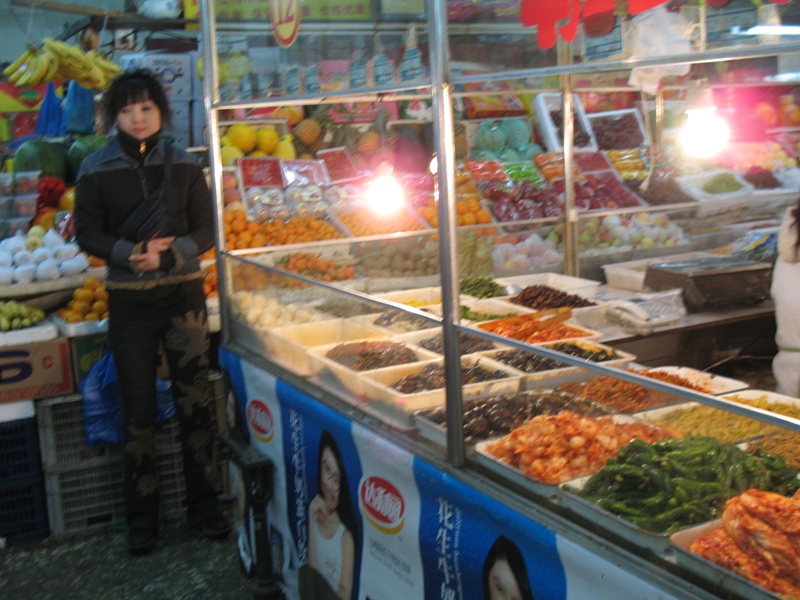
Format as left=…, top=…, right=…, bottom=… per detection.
left=220, top=350, right=681, bottom=600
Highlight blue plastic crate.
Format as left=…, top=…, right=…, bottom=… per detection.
left=0, top=475, right=49, bottom=547
left=0, top=417, right=43, bottom=482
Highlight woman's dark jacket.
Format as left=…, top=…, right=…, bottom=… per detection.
left=74, top=136, right=214, bottom=293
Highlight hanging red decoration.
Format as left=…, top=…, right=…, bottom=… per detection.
left=627, top=0, right=670, bottom=15
left=522, top=0, right=683, bottom=49
left=520, top=0, right=572, bottom=49
left=559, top=0, right=581, bottom=43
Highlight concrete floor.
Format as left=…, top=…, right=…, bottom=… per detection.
left=0, top=357, right=779, bottom=600
left=0, top=515, right=252, bottom=600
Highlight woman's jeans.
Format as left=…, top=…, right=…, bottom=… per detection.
left=109, top=307, right=220, bottom=530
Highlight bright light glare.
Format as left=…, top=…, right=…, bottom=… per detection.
left=679, top=108, right=730, bottom=159
left=365, top=173, right=405, bottom=216
left=429, top=156, right=438, bottom=175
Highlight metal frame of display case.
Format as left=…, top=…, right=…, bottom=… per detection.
left=200, top=1, right=800, bottom=597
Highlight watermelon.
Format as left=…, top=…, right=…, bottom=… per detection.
left=14, top=139, right=69, bottom=180
left=68, top=135, right=109, bottom=181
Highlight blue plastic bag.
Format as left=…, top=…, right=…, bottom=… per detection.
left=34, top=82, right=63, bottom=137
left=79, top=351, right=176, bottom=446
left=62, top=80, right=96, bottom=135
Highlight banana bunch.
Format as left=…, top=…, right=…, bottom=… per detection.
left=2, top=39, right=121, bottom=91
left=43, top=39, right=120, bottom=91
left=2, top=46, right=59, bottom=88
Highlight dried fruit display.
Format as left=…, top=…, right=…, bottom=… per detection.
left=493, top=341, right=618, bottom=374
left=558, top=370, right=707, bottom=413
left=590, top=112, right=644, bottom=150
left=484, top=410, right=673, bottom=484
left=511, top=285, right=596, bottom=310
left=373, top=310, right=435, bottom=333
left=418, top=332, right=495, bottom=355
left=550, top=109, right=591, bottom=148
left=623, top=171, right=695, bottom=206
left=315, top=298, right=377, bottom=318
left=391, top=361, right=509, bottom=394
left=743, top=166, right=782, bottom=190
left=415, top=390, right=610, bottom=443
left=325, top=341, right=419, bottom=371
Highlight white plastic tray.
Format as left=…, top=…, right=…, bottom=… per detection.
left=495, top=272, right=601, bottom=300
left=374, top=287, right=443, bottom=308
left=0, top=320, right=58, bottom=348
left=478, top=339, right=637, bottom=387
left=266, top=318, right=389, bottom=376
left=358, top=355, right=521, bottom=420
left=307, top=339, right=440, bottom=396
left=584, top=108, right=649, bottom=150
left=533, top=93, right=598, bottom=153
left=52, top=316, right=108, bottom=338
left=0, top=266, right=107, bottom=300
left=676, top=170, right=755, bottom=217
left=632, top=366, right=748, bottom=396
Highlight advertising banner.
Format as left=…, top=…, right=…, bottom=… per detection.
left=220, top=349, right=682, bottom=600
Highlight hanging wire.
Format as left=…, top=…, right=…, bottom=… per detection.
left=26, top=0, right=39, bottom=47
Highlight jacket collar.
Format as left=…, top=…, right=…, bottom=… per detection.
left=94, top=136, right=168, bottom=168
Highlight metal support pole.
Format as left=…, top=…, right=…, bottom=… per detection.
left=558, top=40, right=579, bottom=277
left=428, top=0, right=465, bottom=468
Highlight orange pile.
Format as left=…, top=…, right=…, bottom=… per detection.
left=57, top=277, right=109, bottom=323
left=416, top=194, right=493, bottom=233
left=265, top=252, right=356, bottom=288
left=334, top=208, right=425, bottom=237
left=223, top=207, right=344, bottom=249
left=202, top=263, right=218, bottom=298
left=260, top=215, right=344, bottom=245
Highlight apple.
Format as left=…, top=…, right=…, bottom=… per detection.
left=222, top=172, right=238, bottom=190
left=223, top=188, right=241, bottom=205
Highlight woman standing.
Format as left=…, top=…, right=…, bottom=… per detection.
left=74, top=69, right=229, bottom=555
left=307, top=430, right=356, bottom=599
left=772, top=199, right=800, bottom=397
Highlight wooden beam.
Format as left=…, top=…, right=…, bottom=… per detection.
left=10, top=0, right=133, bottom=19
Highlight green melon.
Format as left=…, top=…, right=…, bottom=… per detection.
left=68, top=135, right=109, bottom=181
left=14, top=139, right=69, bottom=180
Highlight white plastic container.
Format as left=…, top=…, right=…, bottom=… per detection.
left=584, top=108, right=649, bottom=150
left=676, top=170, right=755, bottom=218
left=533, top=93, right=597, bottom=153
left=358, top=354, right=521, bottom=417
left=495, top=272, right=601, bottom=300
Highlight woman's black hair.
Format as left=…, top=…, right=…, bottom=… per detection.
left=482, top=535, right=535, bottom=600
left=98, top=68, right=172, bottom=133
left=792, top=200, right=800, bottom=256
left=316, top=430, right=358, bottom=537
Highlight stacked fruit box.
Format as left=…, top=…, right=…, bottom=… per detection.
left=37, top=394, right=193, bottom=536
